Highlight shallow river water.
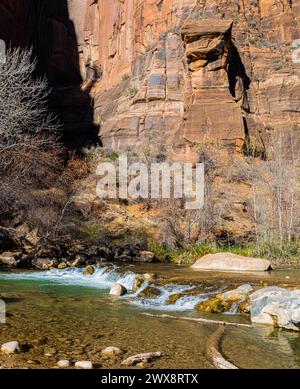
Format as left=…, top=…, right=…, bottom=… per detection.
left=1, top=263, right=300, bottom=369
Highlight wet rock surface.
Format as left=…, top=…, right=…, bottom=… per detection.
left=248, top=286, right=300, bottom=330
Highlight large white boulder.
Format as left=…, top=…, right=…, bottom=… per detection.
left=191, top=252, right=272, bottom=272
left=248, top=286, right=300, bottom=331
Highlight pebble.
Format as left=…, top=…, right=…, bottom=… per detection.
left=1, top=341, right=20, bottom=354
left=101, top=346, right=124, bottom=357
left=57, top=360, right=70, bottom=368
left=75, top=360, right=93, bottom=369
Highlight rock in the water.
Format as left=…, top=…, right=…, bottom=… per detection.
left=57, top=262, right=67, bottom=270
left=121, top=352, right=162, bottom=366
left=143, top=273, right=156, bottom=282
left=191, top=253, right=272, bottom=272
left=57, top=359, right=70, bottom=368
left=75, top=360, right=93, bottom=369
left=83, top=265, right=95, bottom=275
left=1, top=341, right=20, bottom=354
left=109, top=283, right=127, bottom=297
left=248, top=286, right=300, bottom=330
left=196, top=284, right=253, bottom=313
left=137, top=285, right=161, bottom=299
left=133, top=276, right=144, bottom=292
left=166, top=293, right=183, bottom=305
left=101, top=346, right=124, bottom=357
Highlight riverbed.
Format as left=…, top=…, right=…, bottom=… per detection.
left=1, top=264, right=300, bottom=369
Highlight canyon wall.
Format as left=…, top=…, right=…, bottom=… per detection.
left=1, top=0, right=300, bottom=154
left=84, top=0, right=300, bottom=157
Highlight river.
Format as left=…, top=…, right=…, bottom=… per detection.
left=1, top=264, right=300, bottom=369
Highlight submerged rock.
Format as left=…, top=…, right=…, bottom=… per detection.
left=109, top=283, right=127, bottom=297
left=101, top=346, right=124, bottom=357
left=83, top=265, right=95, bottom=276
left=1, top=341, right=20, bottom=354
left=57, top=359, right=70, bottom=368
left=191, top=253, right=272, bottom=272
left=121, top=352, right=162, bottom=366
left=75, top=360, right=93, bottom=369
left=248, top=286, right=300, bottom=331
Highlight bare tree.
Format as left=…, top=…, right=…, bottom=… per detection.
left=0, top=47, right=63, bottom=237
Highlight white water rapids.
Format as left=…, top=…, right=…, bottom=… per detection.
left=0, top=265, right=222, bottom=312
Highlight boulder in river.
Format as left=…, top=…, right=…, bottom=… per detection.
left=196, top=284, right=253, bottom=314
left=133, top=276, right=145, bottom=292
left=137, top=285, right=161, bottom=299
left=191, top=253, right=272, bottom=272
left=83, top=265, right=95, bottom=276
left=1, top=341, right=20, bottom=354
left=109, top=283, right=127, bottom=297
left=248, top=286, right=300, bottom=331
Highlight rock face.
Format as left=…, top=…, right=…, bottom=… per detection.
left=248, top=286, right=300, bottom=331
left=90, top=0, right=300, bottom=155
left=1, top=0, right=299, bottom=152
left=191, top=252, right=272, bottom=272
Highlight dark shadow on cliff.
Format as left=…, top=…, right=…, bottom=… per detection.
left=0, top=0, right=100, bottom=151
left=227, top=43, right=251, bottom=112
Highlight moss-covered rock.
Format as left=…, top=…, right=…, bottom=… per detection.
left=83, top=265, right=95, bottom=276
left=196, top=295, right=244, bottom=313
left=143, top=273, right=156, bottom=282
left=133, top=276, right=145, bottom=292
left=165, top=293, right=183, bottom=305
left=238, top=298, right=251, bottom=314
left=138, top=286, right=161, bottom=299
left=57, top=262, right=67, bottom=270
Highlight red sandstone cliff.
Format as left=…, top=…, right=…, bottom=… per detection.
left=1, top=0, right=300, bottom=155
left=79, top=0, right=299, bottom=158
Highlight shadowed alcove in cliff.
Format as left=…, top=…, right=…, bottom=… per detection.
left=227, top=43, right=251, bottom=113
left=0, top=0, right=99, bottom=150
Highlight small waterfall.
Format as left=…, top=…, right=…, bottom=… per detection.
left=0, top=265, right=222, bottom=313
